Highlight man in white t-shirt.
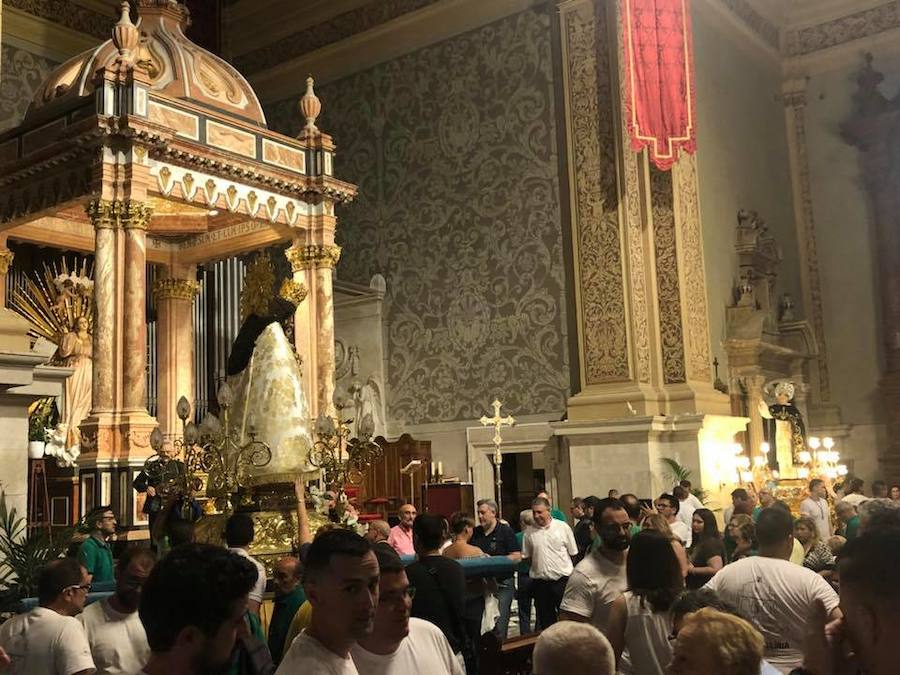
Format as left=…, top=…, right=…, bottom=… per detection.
left=278, top=529, right=380, bottom=675
left=704, top=507, right=841, bottom=672
left=673, top=486, right=696, bottom=547
left=79, top=547, right=155, bottom=675
left=523, top=496, right=578, bottom=628
left=800, top=478, right=833, bottom=542
left=678, top=480, right=704, bottom=512
left=351, top=548, right=463, bottom=675
left=225, top=513, right=267, bottom=616
left=138, top=544, right=260, bottom=675
left=559, top=497, right=629, bottom=634
left=655, top=493, right=691, bottom=544
left=0, top=557, right=94, bottom=675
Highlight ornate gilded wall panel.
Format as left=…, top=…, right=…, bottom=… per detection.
left=266, top=8, right=569, bottom=424
left=562, top=1, right=630, bottom=386
left=673, top=154, right=713, bottom=382
left=0, top=45, right=58, bottom=133
left=651, top=167, right=686, bottom=384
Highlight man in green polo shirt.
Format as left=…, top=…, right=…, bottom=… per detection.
left=78, top=506, right=116, bottom=584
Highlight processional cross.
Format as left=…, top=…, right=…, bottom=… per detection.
left=480, top=399, right=515, bottom=519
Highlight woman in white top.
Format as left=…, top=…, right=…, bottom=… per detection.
left=607, top=530, right=684, bottom=675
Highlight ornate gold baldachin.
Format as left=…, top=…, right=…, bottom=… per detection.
left=0, top=249, right=15, bottom=275
left=153, top=278, right=200, bottom=303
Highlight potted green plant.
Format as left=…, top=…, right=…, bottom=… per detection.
left=27, top=397, right=54, bottom=459
left=0, top=490, right=74, bottom=617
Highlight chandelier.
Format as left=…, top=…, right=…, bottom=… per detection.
left=148, top=385, right=272, bottom=515
left=306, top=407, right=382, bottom=495
left=797, top=436, right=847, bottom=481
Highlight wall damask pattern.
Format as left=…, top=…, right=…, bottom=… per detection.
left=4, top=0, right=110, bottom=40
left=0, top=46, right=59, bottom=133
left=563, top=2, right=630, bottom=385
left=266, top=8, right=569, bottom=425
left=651, top=167, right=687, bottom=384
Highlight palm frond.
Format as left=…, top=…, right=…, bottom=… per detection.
left=659, top=457, right=691, bottom=484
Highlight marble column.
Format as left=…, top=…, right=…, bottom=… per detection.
left=122, top=202, right=153, bottom=412
left=314, top=254, right=339, bottom=418
left=85, top=200, right=119, bottom=413
left=289, top=244, right=341, bottom=417
left=153, top=271, right=199, bottom=436
left=743, top=374, right=767, bottom=459
left=285, top=245, right=315, bottom=415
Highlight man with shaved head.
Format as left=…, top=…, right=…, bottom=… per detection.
left=365, top=519, right=395, bottom=557
left=388, top=504, right=417, bottom=556
left=269, top=555, right=305, bottom=665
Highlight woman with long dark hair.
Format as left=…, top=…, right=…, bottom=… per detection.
left=607, top=530, right=684, bottom=674
left=686, top=508, right=725, bottom=589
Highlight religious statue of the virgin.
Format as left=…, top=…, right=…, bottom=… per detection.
left=224, top=252, right=315, bottom=481
left=9, top=261, right=95, bottom=468
left=758, top=381, right=807, bottom=475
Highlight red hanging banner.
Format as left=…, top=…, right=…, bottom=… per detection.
left=622, top=0, right=697, bottom=171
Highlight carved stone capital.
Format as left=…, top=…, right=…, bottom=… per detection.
left=121, top=201, right=154, bottom=230
left=286, top=244, right=342, bottom=271
left=84, top=199, right=154, bottom=230
left=0, top=249, right=15, bottom=275
left=153, top=278, right=200, bottom=303
left=85, top=199, right=121, bottom=229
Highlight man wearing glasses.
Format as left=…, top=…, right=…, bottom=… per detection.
left=79, top=506, right=117, bottom=584
left=351, top=548, right=464, bottom=674
left=0, top=558, right=95, bottom=674
left=80, top=547, right=156, bottom=675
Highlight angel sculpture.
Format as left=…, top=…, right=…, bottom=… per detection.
left=10, top=260, right=94, bottom=467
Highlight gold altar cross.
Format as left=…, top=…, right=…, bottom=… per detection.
left=480, top=399, right=515, bottom=449
left=480, top=399, right=514, bottom=519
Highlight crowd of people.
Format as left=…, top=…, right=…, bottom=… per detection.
left=1, top=476, right=899, bottom=675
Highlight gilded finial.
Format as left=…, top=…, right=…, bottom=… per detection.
left=299, top=76, right=322, bottom=135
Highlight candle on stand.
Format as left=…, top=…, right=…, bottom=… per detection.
left=430, top=462, right=436, bottom=482
left=437, top=461, right=443, bottom=478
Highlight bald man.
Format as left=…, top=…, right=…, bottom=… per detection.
left=366, top=519, right=396, bottom=557
left=389, top=504, right=417, bottom=556
left=268, top=556, right=305, bottom=665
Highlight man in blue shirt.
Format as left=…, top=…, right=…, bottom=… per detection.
left=471, top=498, right=521, bottom=640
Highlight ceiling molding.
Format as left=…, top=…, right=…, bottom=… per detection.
left=694, top=0, right=781, bottom=63
left=783, top=1, right=900, bottom=57
left=224, top=0, right=372, bottom=56
left=248, top=0, right=542, bottom=104
left=2, top=6, right=102, bottom=62
left=233, top=0, right=440, bottom=75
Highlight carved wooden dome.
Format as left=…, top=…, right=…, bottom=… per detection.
left=27, top=1, right=266, bottom=126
